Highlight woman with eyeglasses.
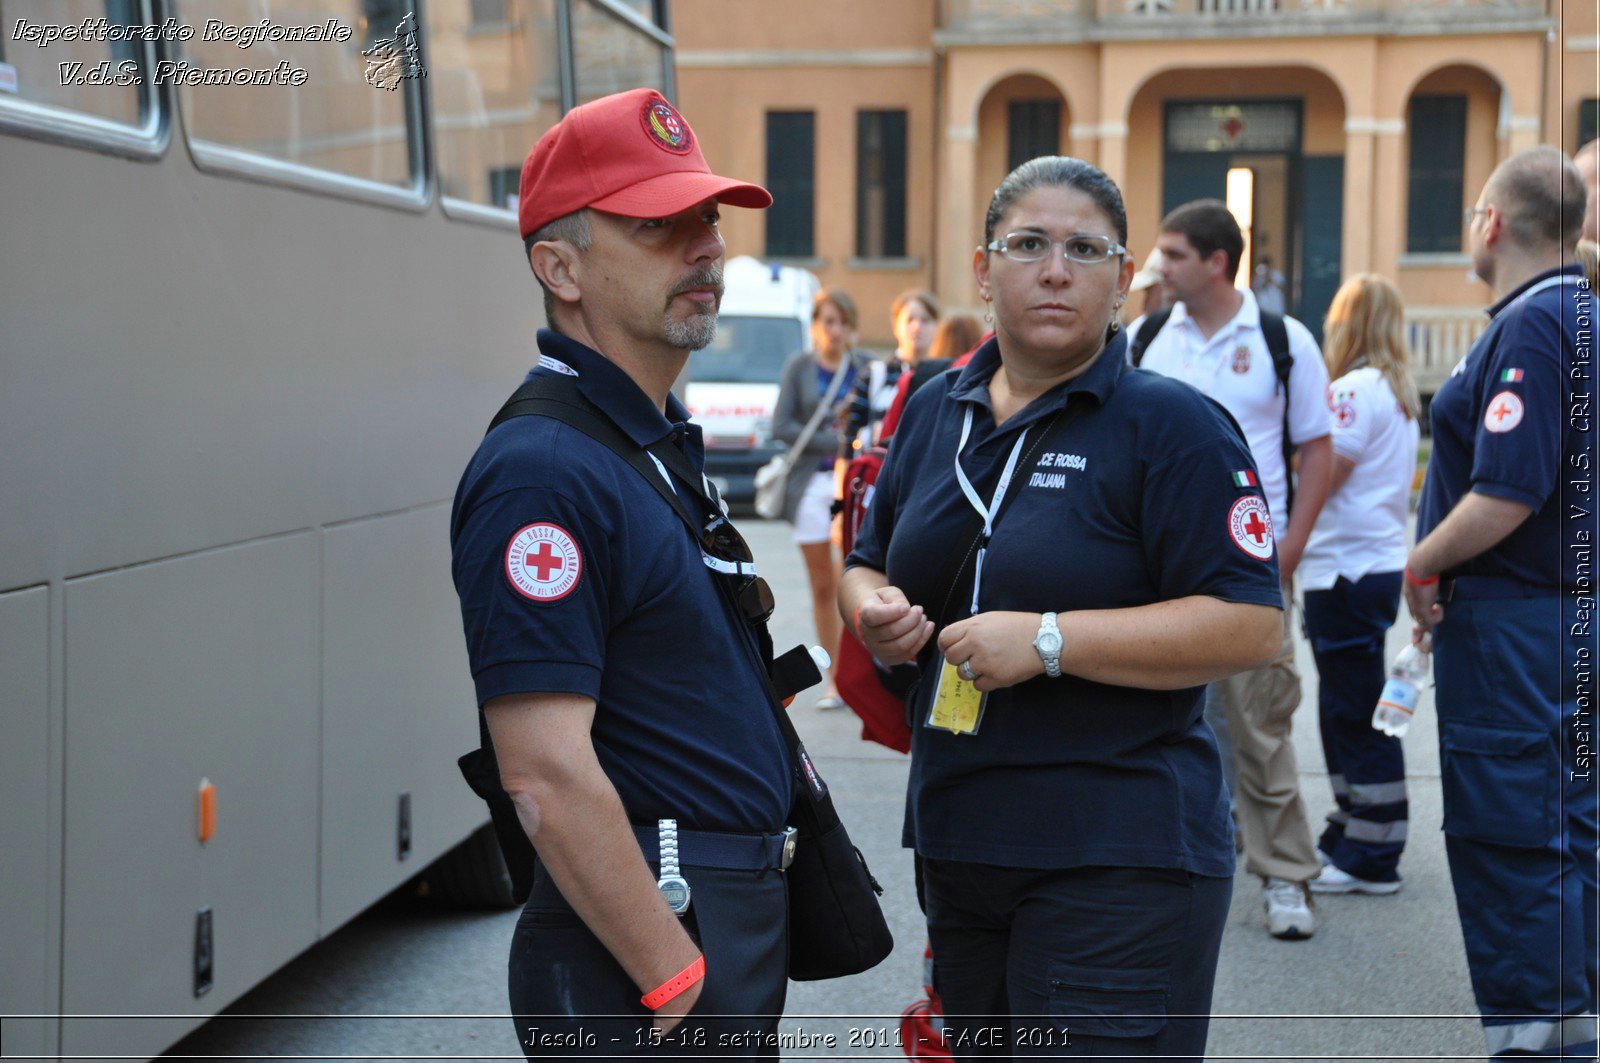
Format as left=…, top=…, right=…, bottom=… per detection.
left=839, top=157, right=1284, bottom=1059
left=1300, top=274, right=1421, bottom=897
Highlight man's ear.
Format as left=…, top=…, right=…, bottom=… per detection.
left=530, top=241, right=582, bottom=307
left=1207, top=248, right=1232, bottom=284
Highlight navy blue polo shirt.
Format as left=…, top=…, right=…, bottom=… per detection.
left=847, top=332, right=1283, bottom=875
left=450, top=330, right=793, bottom=833
left=1419, top=265, right=1595, bottom=590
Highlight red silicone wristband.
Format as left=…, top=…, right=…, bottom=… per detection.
left=1404, top=567, right=1439, bottom=587
left=641, top=955, right=705, bottom=1011
left=853, top=604, right=864, bottom=640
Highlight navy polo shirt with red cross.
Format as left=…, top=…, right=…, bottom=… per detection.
left=846, top=331, right=1284, bottom=875
left=1419, top=264, right=1593, bottom=590
left=450, top=329, right=792, bottom=834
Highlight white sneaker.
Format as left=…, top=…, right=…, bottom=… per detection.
left=1263, top=878, right=1316, bottom=939
left=1310, top=864, right=1402, bottom=895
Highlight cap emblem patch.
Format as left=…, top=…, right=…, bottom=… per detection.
left=505, top=522, right=583, bottom=601
left=1227, top=496, right=1275, bottom=561
left=641, top=98, right=693, bottom=155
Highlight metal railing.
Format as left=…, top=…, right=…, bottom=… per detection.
left=940, top=0, right=1543, bottom=30
left=1407, top=308, right=1488, bottom=393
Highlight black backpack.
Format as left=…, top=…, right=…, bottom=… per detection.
left=1129, top=308, right=1298, bottom=516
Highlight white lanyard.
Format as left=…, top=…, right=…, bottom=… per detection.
left=1513, top=274, right=1589, bottom=307
left=953, top=406, right=1031, bottom=616
left=646, top=451, right=758, bottom=578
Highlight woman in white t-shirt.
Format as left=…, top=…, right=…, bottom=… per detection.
left=1300, top=274, right=1421, bottom=895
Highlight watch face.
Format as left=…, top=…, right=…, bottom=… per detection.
left=1038, top=631, right=1063, bottom=655
left=658, top=876, right=691, bottom=913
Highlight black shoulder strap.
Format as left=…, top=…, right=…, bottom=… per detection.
left=1128, top=308, right=1173, bottom=368
left=487, top=374, right=702, bottom=536
left=1258, top=312, right=1295, bottom=518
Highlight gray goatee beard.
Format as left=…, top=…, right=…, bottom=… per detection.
left=665, top=313, right=717, bottom=351
left=664, top=266, right=723, bottom=350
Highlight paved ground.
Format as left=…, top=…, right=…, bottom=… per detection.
left=166, top=515, right=1492, bottom=1062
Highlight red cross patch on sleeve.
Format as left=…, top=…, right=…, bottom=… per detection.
left=505, top=522, right=584, bottom=601
left=1483, top=391, right=1524, bottom=434
left=1227, top=496, right=1276, bottom=561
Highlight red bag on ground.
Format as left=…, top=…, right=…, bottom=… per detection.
left=899, top=943, right=951, bottom=1061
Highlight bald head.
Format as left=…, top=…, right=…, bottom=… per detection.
left=1577, top=139, right=1600, bottom=243
left=1482, top=146, right=1586, bottom=252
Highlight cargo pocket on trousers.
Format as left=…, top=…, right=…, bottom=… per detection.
left=1047, top=964, right=1168, bottom=1044
left=1440, top=723, right=1556, bottom=848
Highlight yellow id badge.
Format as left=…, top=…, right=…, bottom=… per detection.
left=925, top=657, right=989, bottom=736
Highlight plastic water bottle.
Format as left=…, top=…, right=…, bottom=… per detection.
left=1373, top=643, right=1431, bottom=737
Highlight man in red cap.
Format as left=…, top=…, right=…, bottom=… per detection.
left=451, top=90, right=799, bottom=1054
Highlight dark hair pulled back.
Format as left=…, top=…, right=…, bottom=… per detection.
left=983, top=156, right=1128, bottom=249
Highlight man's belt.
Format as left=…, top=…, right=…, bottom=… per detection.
left=632, top=824, right=798, bottom=872
left=1442, top=575, right=1577, bottom=602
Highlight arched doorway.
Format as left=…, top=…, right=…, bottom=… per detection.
left=974, top=73, right=1071, bottom=234
left=1125, top=65, right=1348, bottom=336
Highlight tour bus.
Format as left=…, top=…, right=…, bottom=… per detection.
left=686, top=255, right=821, bottom=505
left=0, top=2, right=674, bottom=1059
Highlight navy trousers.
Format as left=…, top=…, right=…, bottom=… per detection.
left=507, top=859, right=787, bottom=1058
left=1435, top=596, right=1597, bottom=1059
left=1302, top=571, right=1408, bottom=882
left=922, top=859, right=1232, bottom=1060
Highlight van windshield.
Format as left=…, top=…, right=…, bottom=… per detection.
left=688, top=316, right=803, bottom=384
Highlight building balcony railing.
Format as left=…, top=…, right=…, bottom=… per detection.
left=1408, top=307, right=1488, bottom=394
left=937, top=0, right=1550, bottom=43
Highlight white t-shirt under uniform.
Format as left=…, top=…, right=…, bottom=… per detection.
left=1134, top=290, right=1333, bottom=537
left=1299, top=367, right=1420, bottom=591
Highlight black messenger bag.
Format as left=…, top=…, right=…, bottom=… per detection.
left=457, top=375, right=892, bottom=979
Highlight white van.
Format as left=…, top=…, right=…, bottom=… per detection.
left=687, top=255, right=820, bottom=505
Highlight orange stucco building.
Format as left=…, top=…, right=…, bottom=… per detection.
left=676, top=0, right=1599, bottom=388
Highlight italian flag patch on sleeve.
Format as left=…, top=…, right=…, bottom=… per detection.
left=1232, top=470, right=1258, bottom=488
left=1500, top=368, right=1524, bottom=383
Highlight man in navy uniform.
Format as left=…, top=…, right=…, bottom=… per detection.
left=451, top=89, right=795, bottom=1053
left=1406, top=145, right=1597, bottom=1059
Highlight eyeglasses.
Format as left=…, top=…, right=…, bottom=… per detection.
left=985, top=232, right=1127, bottom=265
left=1463, top=207, right=1490, bottom=228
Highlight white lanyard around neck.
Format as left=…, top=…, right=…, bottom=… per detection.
left=953, top=405, right=1031, bottom=616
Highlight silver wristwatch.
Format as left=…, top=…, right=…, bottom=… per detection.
left=1033, top=612, right=1063, bottom=678
left=656, top=818, right=691, bottom=915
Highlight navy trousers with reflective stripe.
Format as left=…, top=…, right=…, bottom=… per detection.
left=1303, top=572, right=1408, bottom=882
left=1435, top=597, right=1597, bottom=1059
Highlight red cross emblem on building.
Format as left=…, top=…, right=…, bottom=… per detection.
left=1221, top=115, right=1245, bottom=141
left=1483, top=390, right=1523, bottom=434
left=1228, top=496, right=1275, bottom=561
left=505, top=522, right=584, bottom=601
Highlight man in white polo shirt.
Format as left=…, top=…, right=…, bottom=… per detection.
left=1132, top=199, right=1334, bottom=940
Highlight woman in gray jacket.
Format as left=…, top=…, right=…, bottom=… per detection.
left=771, top=288, right=865, bottom=709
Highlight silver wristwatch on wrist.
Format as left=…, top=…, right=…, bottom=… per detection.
left=1033, top=611, right=1063, bottom=678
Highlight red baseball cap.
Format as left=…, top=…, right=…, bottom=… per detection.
left=518, top=88, right=772, bottom=239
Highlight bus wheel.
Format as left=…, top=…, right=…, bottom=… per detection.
left=419, top=824, right=518, bottom=909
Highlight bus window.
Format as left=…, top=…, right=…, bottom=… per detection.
left=572, top=0, right=670, bottom=107
left=0, top=0, right=159, bottom=146
left=177, top=0, right=420, bottom=195
left=428, top=0, right=561, bottom=213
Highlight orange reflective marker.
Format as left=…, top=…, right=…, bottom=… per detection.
left=197, top=778, right=217, bottom=844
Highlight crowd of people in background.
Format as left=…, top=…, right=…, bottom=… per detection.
left=767, top=142, right=1597, bottom=1061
